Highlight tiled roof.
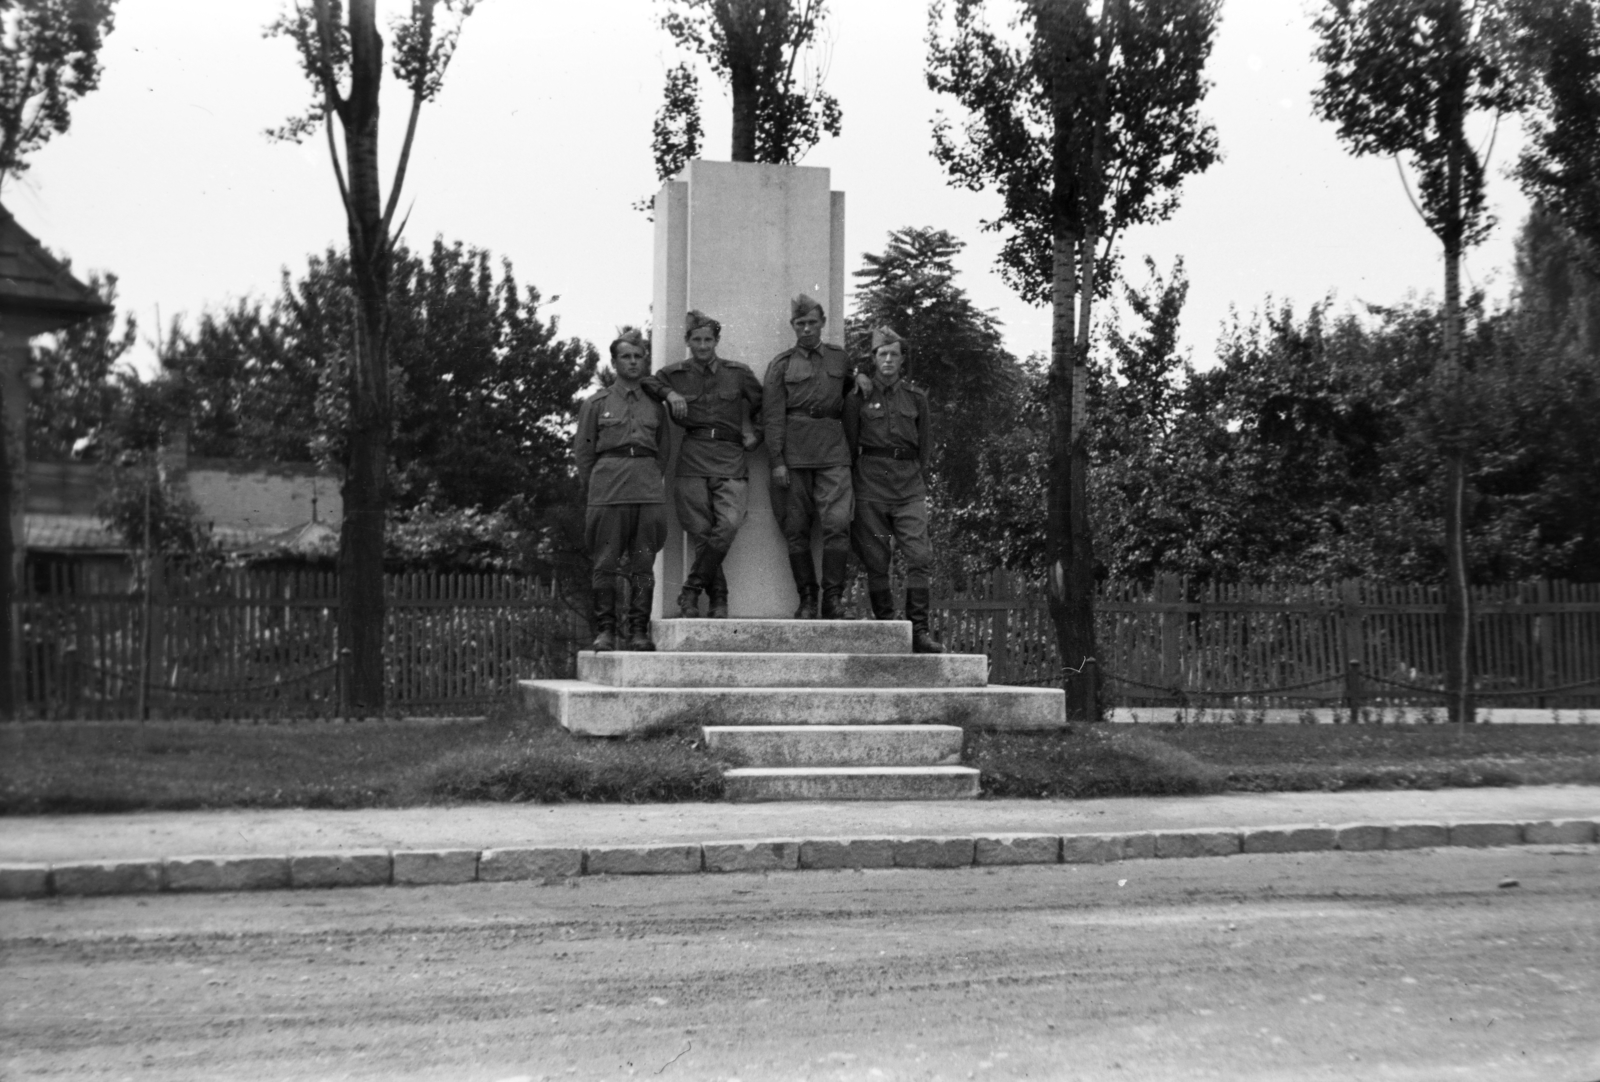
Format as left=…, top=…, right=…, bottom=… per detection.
left=25, top=514, right=122, bottom=552
left=0, top=205, right=112, bottom=323
left=23, top=515, right=327, bottom=554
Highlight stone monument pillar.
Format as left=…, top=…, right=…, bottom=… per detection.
left=650, top=161, right=846, bottom=618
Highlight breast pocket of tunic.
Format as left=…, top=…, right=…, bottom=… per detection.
left=595, top=412, right=626, bottom=449
left=895, top=400, right=920, bottom=442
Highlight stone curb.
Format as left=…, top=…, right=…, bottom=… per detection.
left=1, top=817, right=1593, bottom=901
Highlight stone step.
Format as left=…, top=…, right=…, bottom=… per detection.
left=522, top=681, right=1066, bottom=736
left=704, top=725, right=964, bottom=767
left=578, top=651, right=988, bottom=688
left=652, top=618, right=911, bottom=655
left=723, top=766, right=981, bottom=802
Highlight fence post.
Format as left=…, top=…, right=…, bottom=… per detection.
left=1158, top=574, right=1181, bottom=688
left=1340, top=580, right=1365, bottom=674
left=991, top=568, right=1011, bottom=685
left=1345, top=659, right=1364, bottom=724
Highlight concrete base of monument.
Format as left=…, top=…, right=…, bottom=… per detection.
left=578, top=650, right=988, bottom=688
left=724, top=765, right=980, bottom=802
left=653, top=618, right=910, bottom=654
left=516, top=617, right=1066, bottom=800
left=703, top=724, right=965, bottom=767
left=520, top=681, right=1067, bottom=737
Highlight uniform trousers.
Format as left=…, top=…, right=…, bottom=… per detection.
left=585, top=503, right=668, bottom=589
left=675, top=477, right=747, bottom=556
left=852, top=496, right=933, bottom=591
left=777, top=465, right=853, bottom=555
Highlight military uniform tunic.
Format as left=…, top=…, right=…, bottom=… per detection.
left=642, top=356, right=763, bottom=480
left=843, top=376, right=935, bottom=591
left=641, top=355, right=764, bottom=594
left=574, top=382, right=671, bottom=588
left=763, top=341, right=855, bottom=555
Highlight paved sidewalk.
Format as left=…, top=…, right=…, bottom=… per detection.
left=5, top=786, right=1598, bottom=865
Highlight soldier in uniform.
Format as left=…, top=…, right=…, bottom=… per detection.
left=843, top=326, right=946, bottom=654
left=574, top=328, right=671, bottom=651
left=763, top=293, right=857, bottom=619
left=643, top=310, right=763, bottom=618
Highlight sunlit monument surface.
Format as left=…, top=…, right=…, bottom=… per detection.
left=521, top=162, right=1065, bottom=802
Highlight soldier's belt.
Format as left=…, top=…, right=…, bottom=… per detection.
left=685, top=425, right=744, bottom=444
left=860, top=445, right=919, bottom=461
left=597, top=445, right=656, bottom=458
left=787, top=406, right=841, bottom=420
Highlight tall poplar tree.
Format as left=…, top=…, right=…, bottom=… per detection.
left=1507, top=0, right=1600, bottom=268
left=926, top=0, right=1220, bottom=720
left=1313, top=0, right=1520, bottom=724
left=649, top=0, right=842, bottom=183
left=268, top=0, right=475, bottom=714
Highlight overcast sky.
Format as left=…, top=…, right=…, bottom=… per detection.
left=9, top=0, right=1529, bottom=375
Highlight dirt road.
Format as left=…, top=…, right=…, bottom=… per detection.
left=4, top=847, right=1598, bottom=1081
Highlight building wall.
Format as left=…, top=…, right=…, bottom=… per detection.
left=25, top=458, right=341, bottom=538
left=183, top=458, right=342, bottom=533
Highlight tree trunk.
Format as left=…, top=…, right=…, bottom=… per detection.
left=338, top=0, right=390, bottom=714
left=1441, top=241, right=1473, bottom=725
left=0, top=376, right=13, bottom=720
left=1045, top=75, right=1093, bottom=720
left=729, top=68, right=757, bottom=161
left=1439, top=9, right=1473, bottom=726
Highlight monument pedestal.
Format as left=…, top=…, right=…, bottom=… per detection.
left=522, top=162, right=1066, bottom=801
left=521, top=617, right=1066, bottom=801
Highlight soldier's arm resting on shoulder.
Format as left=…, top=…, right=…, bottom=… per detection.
left=640, top=368, right=689, bottom=422
left=852, top=351, right=873, bottom=395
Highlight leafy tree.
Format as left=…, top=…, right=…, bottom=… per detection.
left=0, top=0, right=116, bottom=186
left=846, top=226, right=1019, bottom=505
left=1312, top=0, right=1522, bottom=722
left=650, top=0, right=842, bottom=183
left=25, top=270, right=134, bottom=460
left=268, top=0, right=476, bottom=713
left=926, top=0, right=1222, bottom=719
left=1507, top=0, right=1600, bottom=271
left=156, top=240, right=598, bottom=570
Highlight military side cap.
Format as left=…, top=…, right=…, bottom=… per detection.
left=790, top=293, right=824, bottom=321
left=685, top=309, right=722, bottom=337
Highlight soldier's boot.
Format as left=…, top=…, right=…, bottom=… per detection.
left=707, top=564, right=730, bottom=619
left=790, top=552, right=819, bottom=619
left=868, top=588, right=896, bottom=621
left=905, top=586, right=947, bottom=654
left=677, top=544, right=718, bottom=618
left=590, top=584, right=619, bottom=652
left=819, top=548, right=850, bottom=620
left=625, top=573, right=657, bottom=651
left=675, top=585, right=702, bottom=618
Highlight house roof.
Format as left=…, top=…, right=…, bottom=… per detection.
left=23, top=514, right=337, bottom=555
left=0, top=205, right=113, bottom=326
left=25, top=514, right=122, bottom=553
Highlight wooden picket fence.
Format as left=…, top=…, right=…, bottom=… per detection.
left=20, top=565, right=582, bottom=720
left=938, top=572, right=1600, bottom=710
left=14, top=565, right=1600, bottom=719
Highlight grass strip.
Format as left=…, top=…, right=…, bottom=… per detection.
left=2, top=717, right=1595, bottom=813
